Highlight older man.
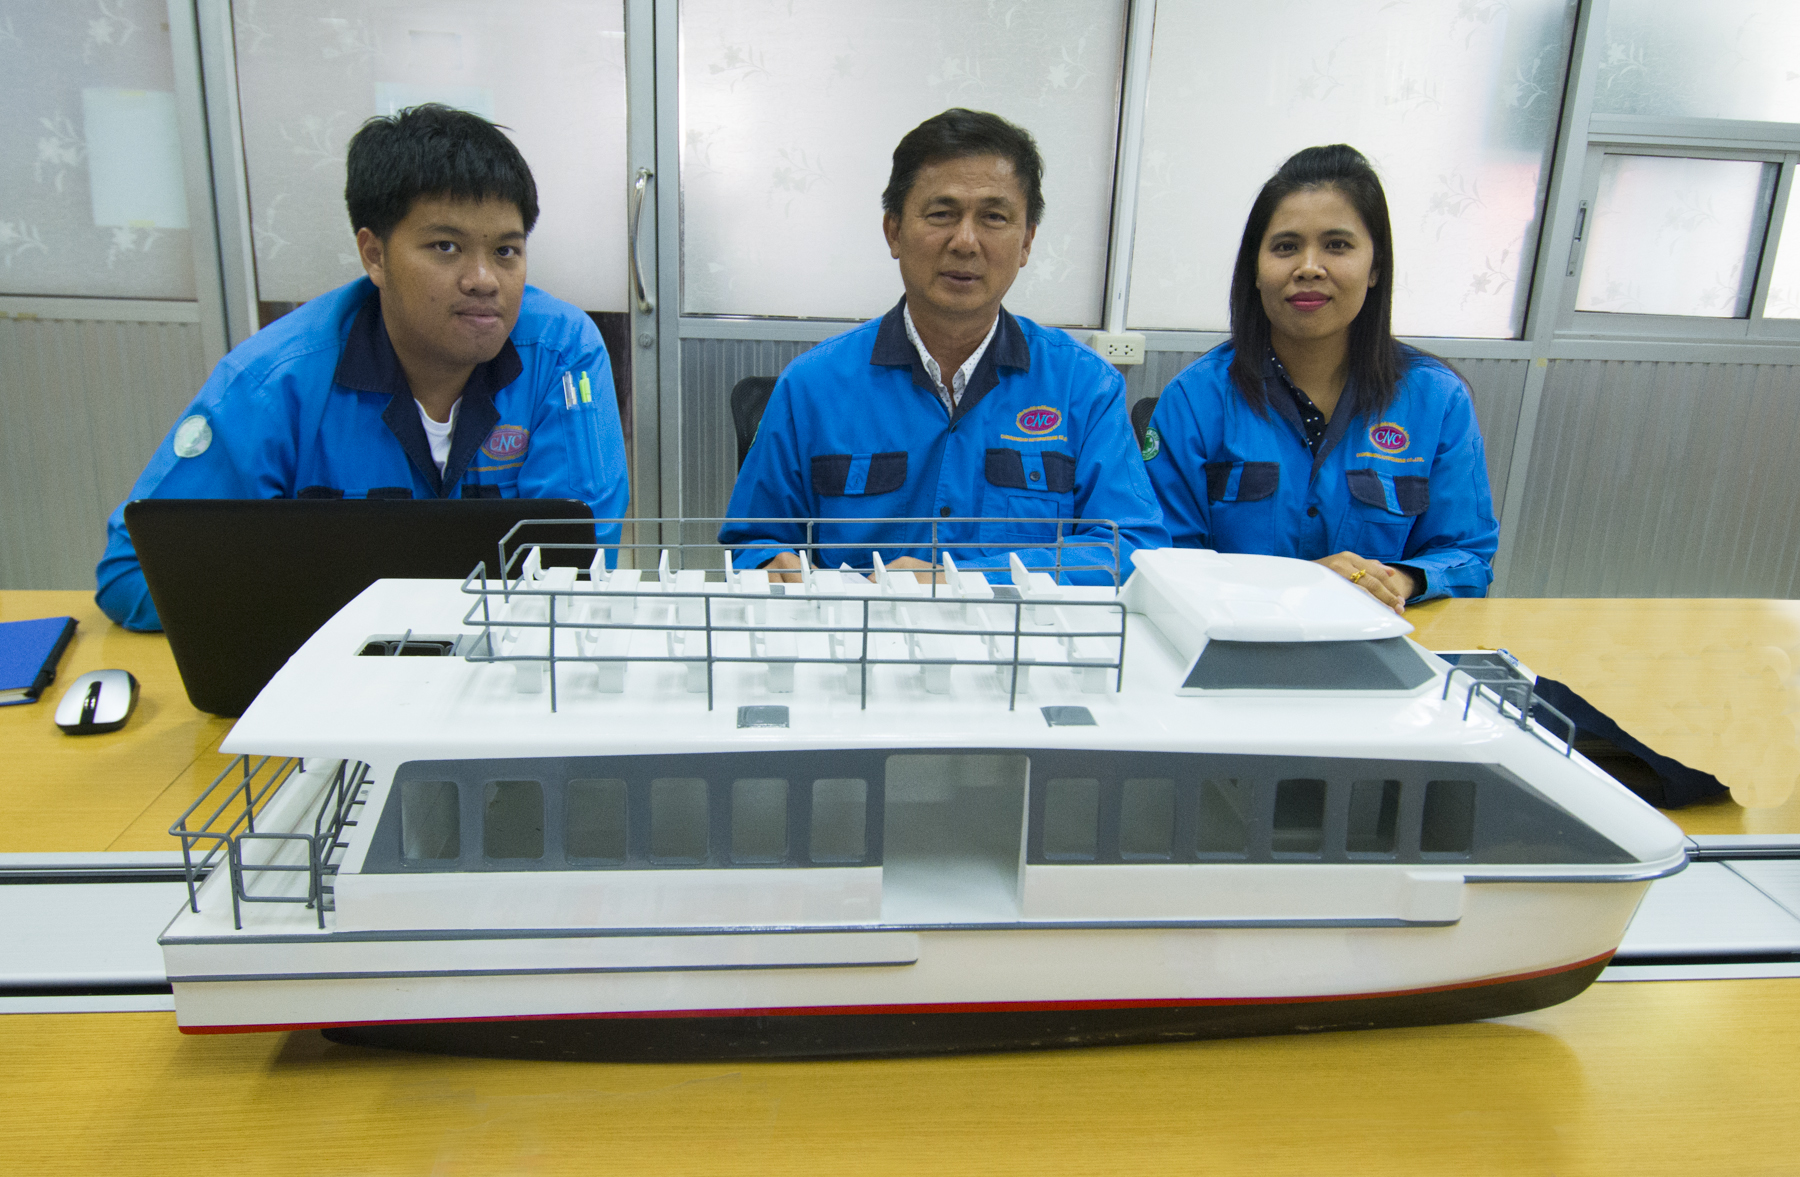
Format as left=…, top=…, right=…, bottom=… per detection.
left=720, top=108, right=1165, bottom=585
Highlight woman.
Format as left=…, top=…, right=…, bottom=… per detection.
left=1143, top=145, right=1497, bottom=613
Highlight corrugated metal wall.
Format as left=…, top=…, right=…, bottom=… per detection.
left=0, top=318, right=207, bottom=590
left=1505, top=360, right=1800, bottom=598
left=678, top=336, right=817, bottom=520
left=1122, top=349, right=1529, bottom=518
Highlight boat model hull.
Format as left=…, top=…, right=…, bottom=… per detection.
left=167, top=879, right=1646, bottom=1058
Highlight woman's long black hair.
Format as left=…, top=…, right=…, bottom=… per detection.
left=1227, top=144, right=1406, bottom=417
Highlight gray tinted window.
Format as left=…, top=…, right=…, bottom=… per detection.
left=400, top=780, right=460, bottom=862
left=1120, top=778, right=1175, bottom=859
left=1186, top=638, right=1434, bottom=691
left=1273, top=779, right=1326, bottom=855
left=1423, top=780, right=1478, bottom=854
left=810, top=778, right=867, bottom=862
left=650, top=778, right=709, bottom=862
left=1347, top=779, right=1400, bottom=854
left=1043, top=778, right=1100, bottom=860
left=731, top=778, right=787, bottom=863
left=483, top=780, right=544, bottom=860
left=566, top=778, right=627, bottom=862
left=1197, top=778, right=1252, bottom=855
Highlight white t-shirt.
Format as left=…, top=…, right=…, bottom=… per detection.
left=415, top=398, right=461, bottom=477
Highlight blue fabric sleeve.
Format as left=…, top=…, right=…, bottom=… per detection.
left=1142, top=369, right=1215, bottom=551
left=1397, top=370, right=1498, bottom=601
left=516, top=322, right=630, bottom=560
left=94, top=353, right=285, bottom=631
left=719, top=375, right=810, bottom=568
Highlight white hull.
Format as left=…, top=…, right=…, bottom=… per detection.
left=166, top=882, right=1644, bottom=1033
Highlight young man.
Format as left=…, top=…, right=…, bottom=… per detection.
left=94, top=104, right=628, bottom=631
left=719, top=108, right=1165, bottom=585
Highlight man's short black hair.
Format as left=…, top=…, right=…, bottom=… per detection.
left=882, top=108, right=1045, bottom=227
left=344, top=103, right=539, bottom=240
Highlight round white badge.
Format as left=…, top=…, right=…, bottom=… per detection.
left=172, top=414, right=213, bottom=458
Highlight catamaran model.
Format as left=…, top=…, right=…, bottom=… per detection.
left=161, top=520, right=1687, bottom=1058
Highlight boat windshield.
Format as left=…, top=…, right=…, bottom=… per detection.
left=1183, top=638, right=1434, bottom=692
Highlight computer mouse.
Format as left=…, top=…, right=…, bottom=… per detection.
left=54, top=669, right=139, bottom=735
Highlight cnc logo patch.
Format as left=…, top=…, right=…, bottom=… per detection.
left=481, top=425, right=530, bottom=463
left=1016, top=406, right=1062, bottom=436
left=1368, top=422, right=1409, bottom=454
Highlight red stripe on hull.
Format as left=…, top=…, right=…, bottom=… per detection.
left=176, top=949, right=1617, bottom=1036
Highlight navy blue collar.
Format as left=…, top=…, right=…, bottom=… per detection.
left=870, top=297, right=1030, bottom=426
left=332, top=292, right=516, bottom=495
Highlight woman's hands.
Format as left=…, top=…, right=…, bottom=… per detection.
left=1315, top=551, right=1417, bottom=614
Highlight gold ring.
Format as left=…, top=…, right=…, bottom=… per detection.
left=1349, top=568, right=1367, bottom=584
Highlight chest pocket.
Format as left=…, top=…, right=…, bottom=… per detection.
left=1343, top=469, right=1429, bottom=559
left=1198, top=459, right=1281, bottom=553
left=812, top=452, right=907, bottom=497
left=983, top=447, right=1076, bottom=542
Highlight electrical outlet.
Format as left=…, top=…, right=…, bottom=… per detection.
left=1088, top=331, right=1146, bottom=366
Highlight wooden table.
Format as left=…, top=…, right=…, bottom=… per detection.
left=5, top=591, right=1800, bottom=1176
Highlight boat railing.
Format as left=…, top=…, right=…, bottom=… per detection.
left=1443, top=657, right=1577, bottom=757
left=169, top=756, right=371, bottom=930
left=454, top=517, right=1131, bottom=713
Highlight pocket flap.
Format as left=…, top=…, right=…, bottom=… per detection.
left=1203, top=461, right=1279, bottom=503
left=813, top=451, right=907, bottom=497
left=987, top=448, right=1075, bottom=494
left=1347, top=469, right=1430, bottom=516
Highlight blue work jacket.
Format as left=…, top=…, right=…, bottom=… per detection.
left=720, top=300, right=1168, bottom=585
left=1144, top=344, right=1497, bottom=600
left=96, top=277, right=629, bottom=630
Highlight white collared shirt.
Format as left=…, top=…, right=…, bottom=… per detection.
left=903, top=303, right=999, bottom=412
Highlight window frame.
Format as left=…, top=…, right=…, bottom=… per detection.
left=1557, top=132, right=1800, bottom=342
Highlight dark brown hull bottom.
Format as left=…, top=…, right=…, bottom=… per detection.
left=317, top=955, right=1611, bottom=1062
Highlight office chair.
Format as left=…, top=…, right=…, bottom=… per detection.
left=730, top=376, right=778, bottom=469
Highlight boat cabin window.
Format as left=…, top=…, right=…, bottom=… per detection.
left=731, top=778, right=788, bottom=863
left=483, top=780, right=544, bottom=860
left=1196, top=779, right=1252, bottom=855
left=566, top=778, right=628, bottom=862
left=1272, top=779, right=1326, bottom=855
left=811, top=779, right=868, bottom=862
left=1422, top=780, right=1478, bottom=854
left=1347, top=780, right=1401, bottom=855
left=1120, top=778, right=1175, bottom=860
left=1042, top=778, right=1100, bottom=860
left=1021, top=753, right=1635, bottom=867
left=1184, top=638, right=1434, bottom=692
left=371, top=750, right=1631, bottom=874
left=650, top=778, right=709, bottom=862
left=400, top=780, right=459, bottom=862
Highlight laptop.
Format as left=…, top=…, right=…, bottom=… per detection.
left=124, top=498, right=594, bottom=716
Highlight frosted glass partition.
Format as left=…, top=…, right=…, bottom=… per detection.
left=232, top=1, right=627, bottom=311
left=1126, top=0, right=1575, bottom=338
left=680, top=0, right=1126, bottom=327
left=1767, top=196, right=1800, bottom=321
left=1574, top=156, right=1773, bottom=319
left=0, top=0, right=196, bottom=299
left=1594, top=0, right=1800, bottom=122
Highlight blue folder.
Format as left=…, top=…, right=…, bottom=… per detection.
left=0, top=616, right=77, bottom=706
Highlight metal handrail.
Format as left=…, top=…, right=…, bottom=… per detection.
left=169, top=756, right=370, bottom=928
left=1443, top=665, right=1577, bottom=757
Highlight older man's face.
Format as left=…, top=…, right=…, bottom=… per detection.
left=883, top=154, right=1035, bottom=329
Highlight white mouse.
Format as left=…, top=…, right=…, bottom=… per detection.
left=54, top=669, right=139, bottom=735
